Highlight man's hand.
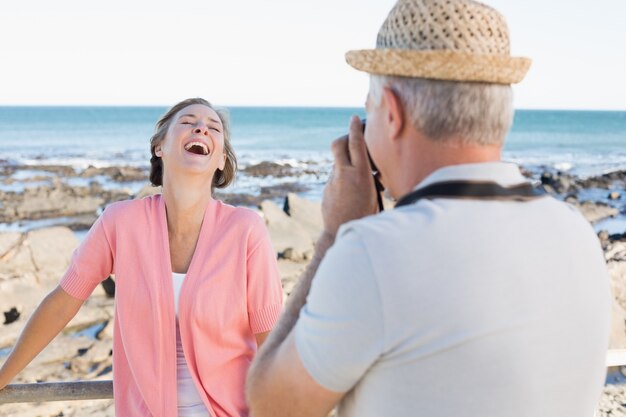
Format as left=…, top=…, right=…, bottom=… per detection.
left=322, top=116, right=379, bottom=238
left=247, top=116, right=378, bottom=416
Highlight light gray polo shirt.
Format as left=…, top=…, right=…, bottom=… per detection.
left=295, top=162, right=611, bottom=417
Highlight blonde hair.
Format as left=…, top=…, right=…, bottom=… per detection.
left=149, top=98, right=237, bottom=190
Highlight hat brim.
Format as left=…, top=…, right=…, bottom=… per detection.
left=346, top=49, right=531, bottom=84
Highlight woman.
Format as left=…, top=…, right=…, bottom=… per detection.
left=0, top=98, right=283, bottom=417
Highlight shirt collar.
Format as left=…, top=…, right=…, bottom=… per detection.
left=415, top=162, right=528, bottom=191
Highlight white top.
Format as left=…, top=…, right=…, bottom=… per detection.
left=173, top=272, right=186, bottom=316
left=173, top=272, right=211, bottom=417
left=295, top=162, right=612, bottom=417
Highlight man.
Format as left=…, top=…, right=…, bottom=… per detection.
left=247, top=1, right=612, bottom=416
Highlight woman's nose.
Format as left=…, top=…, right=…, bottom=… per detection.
left=193, top=125, right=208, bottom=135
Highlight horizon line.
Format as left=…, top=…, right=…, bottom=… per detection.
left=0, top=104, right=624, bottom=112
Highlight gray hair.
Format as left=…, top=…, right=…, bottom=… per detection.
left=369, top=75, right=514, bottom=146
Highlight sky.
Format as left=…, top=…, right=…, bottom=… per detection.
left=0, top=0, right=624, bottom=110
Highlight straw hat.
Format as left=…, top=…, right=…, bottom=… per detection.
left=345, top=0, right=531, bottom=84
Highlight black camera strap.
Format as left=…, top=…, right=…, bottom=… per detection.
left=395, top=180, right=547, bottom=208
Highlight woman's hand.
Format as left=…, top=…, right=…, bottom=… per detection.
left=322, top=116, right=379, bottom=240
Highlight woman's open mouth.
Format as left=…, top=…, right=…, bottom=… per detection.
left=184, top=141, right=209, bottom=156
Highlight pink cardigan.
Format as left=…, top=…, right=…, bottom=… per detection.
left=60, top=195, right=283, bottom=417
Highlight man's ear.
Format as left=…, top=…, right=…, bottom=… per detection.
left=382, top=87, right=405, bottom=141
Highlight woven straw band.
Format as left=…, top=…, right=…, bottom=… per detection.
left=346, top=0, right=531, bottom=84
left=346, top=49, right=531, bottom=84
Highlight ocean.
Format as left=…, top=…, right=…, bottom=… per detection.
left=1, top=107, right=625, bottom=173
left=1, top=106, right=625, bottom=202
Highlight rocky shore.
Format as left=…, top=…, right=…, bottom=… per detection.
left=0, top=162, right=625, bottom=416
left=0, top=162, right=324, bottom=228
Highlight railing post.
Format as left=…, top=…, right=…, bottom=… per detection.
left=606, top=349, right=626, bottom=368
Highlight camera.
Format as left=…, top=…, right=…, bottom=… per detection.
left=360, top=119, right=385, bottom=212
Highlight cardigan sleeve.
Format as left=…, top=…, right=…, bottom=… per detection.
left=246, top=216, right=283, bottom=334
left=60, top=211, right=115, bottom=300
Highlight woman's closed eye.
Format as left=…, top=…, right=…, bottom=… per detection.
left=179, top=117, right=221, bottom=132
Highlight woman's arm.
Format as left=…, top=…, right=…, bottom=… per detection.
left=0, top=285, right=84, bottom=390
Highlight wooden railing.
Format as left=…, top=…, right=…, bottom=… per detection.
left=0, top=380, right=112, bottom=404
left=1, top=350, right=625, bottom=405
left=606, top=349, right=626, bottom=368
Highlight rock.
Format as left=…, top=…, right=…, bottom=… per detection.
left=280, top=248, right=307, bottom=262
left=218, top=191, right=292, bottom=208
left=609, top=233, right=626, bottom=244
left=0, top=226, right=108, bottom=350
left=598, top=230, right=611, bottom=249
left=15, top=164, right=77, bottom=177
left=27, top=227, right=78, bottom=277
left=580, top=170, right=626, bottom=191
left=0, top=317, right=27, bottom=348
left=540, top=171, right=578, bottom=194
left=111, top=167, right=148, bottom=182
left=564, top=194, right=578, bottom=204
left=98, top=319, right=114, bottom=341
left=100, top=276, right=115, bottom=298
left=0, top=277, right=48, bottom=328
left=0, top=289, right=110, bottom=350
left=608, top=259, right=626, bottom=313
left=10, top=184, right=103, bottom=222
left=70, top=341, right=113, bottom=375
left=81, top=166, right=148, bottom=182
left=539, top=171, right=553, bottom=185
left=217, top=184, right=311, bottom=208
left=541, top=184, right=556, bottom=195
left=610, top=302, right=626, bottom=349
left=283, top=193, right=323, bottom=241
left=0, top=180, right=131, bottom=223
left=57, top=214, right=100, bottom=231
left=243, top=161, right=298, bottom=178
left=0, top=287, right=115, bottom=415
left=3, top=307, right=20, bottom=325
left=134, top=184, right=161, bottom=199
left=606, top=242, right=626, bottom=262
left=0, top=228, right=76, bottom=280
left=605, top=170, right=626, bottom=181
left=217, top=192, right=263, bottom=207
left=519, top=167, right=534, bottom=178
left=0, top=232, right=22, bottom=258
left=597, top=384, right=626, bottom=416
left=569, top=200, right=619, bottom=223
left=29, top=334, right=94, bottom=368
left=0, top=164, right=16, bottom=176
left=277, top=259, right=306, bottom=298
left=65, top=298, right=112, bottom=335
left=259, top=200, right=313, bottom=255
left=603, top=245, right=626, bottom=350
left=0, top=236, right=37, bottom=278
left=260, top=183, right=309, bottom=198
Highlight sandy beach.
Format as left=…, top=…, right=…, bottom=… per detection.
left=1, top=161, right=625, bottom=416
